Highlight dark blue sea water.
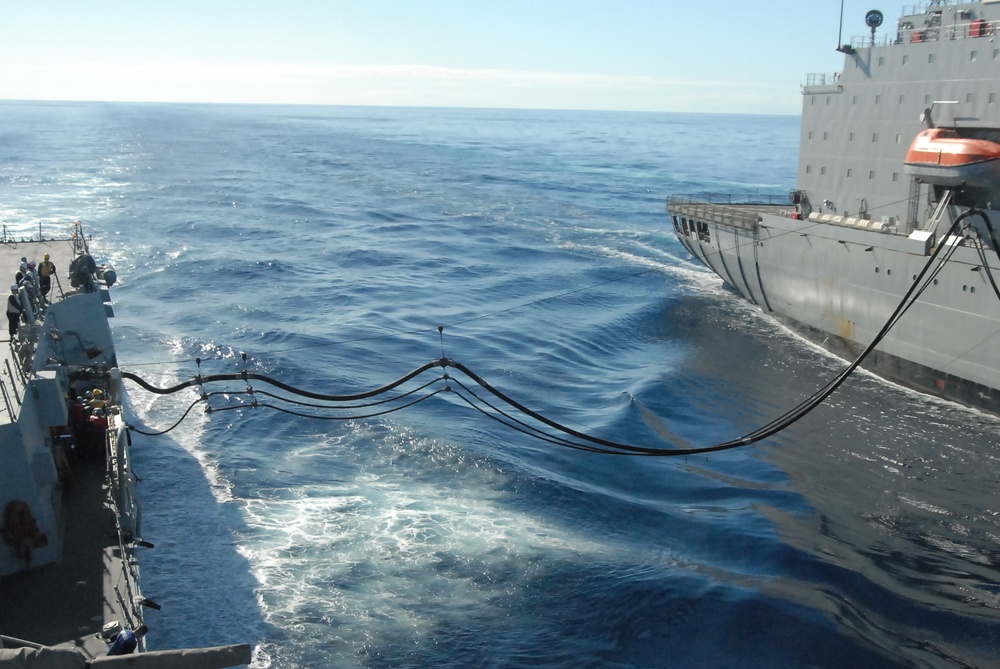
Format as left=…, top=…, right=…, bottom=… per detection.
left=4, top=101, right=1000, bottom=668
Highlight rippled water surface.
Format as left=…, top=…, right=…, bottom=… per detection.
left=3, top=101, right=1000, bottom=668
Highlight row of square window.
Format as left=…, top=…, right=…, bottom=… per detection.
left=871, top=49, right=999, bottom=66
left=808, top=131, right=922, bottom=142
left=803, top=166, right=902, bottom=180
left=814, top=92, right=997, bottom=106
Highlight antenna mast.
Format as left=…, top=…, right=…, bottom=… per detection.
left=838, top=0, right=845, bottom=48
left=836, top=0, right=855, bottom=53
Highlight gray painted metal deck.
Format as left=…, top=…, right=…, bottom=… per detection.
left=0, top=233, right=130, bottom=658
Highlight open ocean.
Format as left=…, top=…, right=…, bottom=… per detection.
left=3, top=101, right=1000, bottom=668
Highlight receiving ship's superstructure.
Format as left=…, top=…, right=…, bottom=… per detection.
left=668, top=0, right=1000, bottom=412
left=798, top=1, right=1000, bottom=225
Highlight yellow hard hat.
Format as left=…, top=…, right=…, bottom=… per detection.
left=93, top=389, right=102, bottom=396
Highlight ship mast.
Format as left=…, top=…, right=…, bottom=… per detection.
left=836, top=0, right=856, bottom=53
left=837, top=0, right=845, bottom=48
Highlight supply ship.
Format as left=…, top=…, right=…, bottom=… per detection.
left=667, top=0, right=1000, bottom=413
left=0, top=223, right=250, bottom=667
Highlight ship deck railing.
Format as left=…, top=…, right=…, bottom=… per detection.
left=666, top=195, right=791, bottom=232
left=805, top=73, right=841, bottom=87
left=845, top=16, right=998, bottom=46
left=901, top=1, right=977, bottom=17
left=806, top=16, right=998, bottom=87
left=0, top=346, right=29, bottom=426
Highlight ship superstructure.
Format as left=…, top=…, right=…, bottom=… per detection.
left=798, top=0, right=1000, bottom=226
left=668, top=0, right=1000, bottom=413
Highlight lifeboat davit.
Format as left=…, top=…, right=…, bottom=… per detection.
left=904, top=128, right=1000, bottom=187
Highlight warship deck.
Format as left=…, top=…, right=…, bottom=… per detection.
left=0, top=233, right=132, bottom=658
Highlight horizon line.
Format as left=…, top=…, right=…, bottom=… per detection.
left=0, top=97, right=802, bottom=118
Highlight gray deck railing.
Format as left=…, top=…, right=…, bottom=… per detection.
left=901, top=1, right=967, bottom=15
left=806, top=73, right=841, bottom=87
left=1, top=354, right=23, bottom=422
left=806, top=16, right=998, bottom=86
left=0, top=374, right=13, bottom=421
left=666, top=195, right=787, bottom=232
left=895, top=21, right=997, bottom=44
left=669, top=193, right=790, bottom=206
left=1, top=221, right=57, bottom=244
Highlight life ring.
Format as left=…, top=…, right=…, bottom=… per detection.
left=986, top=22, right=996, bottom=37
left=2, top=500, right=49, bottom=564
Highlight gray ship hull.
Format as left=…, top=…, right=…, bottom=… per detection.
left=667, top=198, right=1000, bottom=413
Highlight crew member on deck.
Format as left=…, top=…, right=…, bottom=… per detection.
left=6, top=284, right=23, bottom=338
left=87, top=389, right=106, bottom=411
left=70, top=396, right=89, bottom=425
left=38, top=253, right=56, bottom=299
left=89, top=408, right=108, bottom=432
left=19, top=274, right=38, bottom=312
left=107, top=624, right=147, bottom=656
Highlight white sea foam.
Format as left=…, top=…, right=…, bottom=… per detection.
left=236, top=424, right=634, bottom=656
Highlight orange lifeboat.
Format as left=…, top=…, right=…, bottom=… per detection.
left=903, top=128, right=1000, bottom=187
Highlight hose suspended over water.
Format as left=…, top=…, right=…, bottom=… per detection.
left=122, top=209, right=989, bottom=455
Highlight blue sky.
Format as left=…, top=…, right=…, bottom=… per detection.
left=2, top=1, right=889, bottom=115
